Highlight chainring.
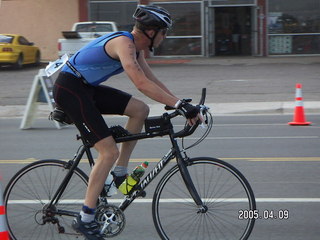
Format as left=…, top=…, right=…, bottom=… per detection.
left=95, top=204, right=126, bottom=238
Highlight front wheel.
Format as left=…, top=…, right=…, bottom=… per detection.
left=4, top=159, right=88, bottom=240
left=152, top=157, right=256, bottom=240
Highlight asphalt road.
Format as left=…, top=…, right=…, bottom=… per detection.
left=0, top=57, right=320, bottom=239
left=1, top=57, right=320, bottom=106
left=1, top=114, right=320, bottom=240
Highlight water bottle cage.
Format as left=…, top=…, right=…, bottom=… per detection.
left=105, top=183, right=113, bottom=193
left=123, top=181, right=139, bottom=195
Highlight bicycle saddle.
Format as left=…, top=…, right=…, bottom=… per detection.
left=49, top=107, right=73, bottom=125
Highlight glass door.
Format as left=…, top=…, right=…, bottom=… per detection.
left=208, top=6, right=256, bottom=56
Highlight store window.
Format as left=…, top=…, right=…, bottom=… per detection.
left=209, top=0, right=256, bottom=7
left=90, top=1, right=137, bottom=31
left=153, top=2, right=202, bottom=56
left=89, top=1, right=203, bottom=56
left=268, top=0, right=320, bottom=55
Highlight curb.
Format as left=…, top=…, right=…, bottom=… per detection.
left=146, top=56, right=320, bottom=66
left=1, top=102, right=319, bottom=119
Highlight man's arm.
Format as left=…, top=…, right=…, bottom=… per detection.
left=136, top=50, right=175, bottom=97
left=107, top=36, right=179, bottom=107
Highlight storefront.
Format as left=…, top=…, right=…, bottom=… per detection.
left=268, top=0, right=320, bottom=55
left=205, top=0, right=265, bottom=56
left=88, top=0, right=319, bottom=57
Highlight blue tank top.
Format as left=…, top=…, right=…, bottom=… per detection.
left=61, top=31, right=134, bottom=86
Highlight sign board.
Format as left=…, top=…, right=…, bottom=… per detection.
left=20, top=69, right=64, bottom=129
left=269, top=35, right=292, bottom=54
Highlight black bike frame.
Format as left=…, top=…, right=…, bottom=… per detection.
left=47, top=127, right=204, bottom=214
left=48, top=138, right=93, bottom=209
left=118, top=132, right=204, bottom=211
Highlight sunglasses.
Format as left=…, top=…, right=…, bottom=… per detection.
left=161, top=28, right=168, bottom=36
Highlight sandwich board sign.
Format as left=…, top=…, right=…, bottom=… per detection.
left=20, top=69, right=63, bottom=129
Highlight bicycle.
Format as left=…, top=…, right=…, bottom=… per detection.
left=4, top=88, right=256, bottom=240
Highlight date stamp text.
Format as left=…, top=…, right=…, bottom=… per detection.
left=238, top=209, right=289, bottom=220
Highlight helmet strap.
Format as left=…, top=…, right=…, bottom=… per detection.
left=142, top=29, right=160, bottom=52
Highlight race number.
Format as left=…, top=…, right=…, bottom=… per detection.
left=45, top=54, right=69, bottom=77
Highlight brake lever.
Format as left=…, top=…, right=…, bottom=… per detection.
left=199, top=105, right=210, bottom=128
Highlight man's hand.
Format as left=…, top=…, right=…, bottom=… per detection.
left=177, top=101, right=203, bottom=126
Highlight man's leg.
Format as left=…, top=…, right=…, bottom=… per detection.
left=84, top=136, right=119, bottom=208
left=72, top=136, right=119, bottom=240
left=116, top=97, right=149, bottom=168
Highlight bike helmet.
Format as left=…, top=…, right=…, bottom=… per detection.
left=133, top=5, right=172, bottom=29
left=133, top=5, right=172, bottom=51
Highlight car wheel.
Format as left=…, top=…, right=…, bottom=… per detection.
left=34, top=51, right=41, bottom=66
left=14, top=54, right=23, bottom=69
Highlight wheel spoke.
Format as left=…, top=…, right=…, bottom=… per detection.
left=153, top=158, right=255, bottom=240
left=4, top=160, right=88, bottom=240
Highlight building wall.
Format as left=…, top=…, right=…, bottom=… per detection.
left=0, top=0, right=80, bottom=60
left=1, top=0, right=316, bottom=59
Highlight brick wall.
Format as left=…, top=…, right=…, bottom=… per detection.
left=0, top=0, right=79, bottom=60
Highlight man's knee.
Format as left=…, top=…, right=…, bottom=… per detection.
left=139, top=102, right=150, bottom=119
left=102, top=147, right=119, bottom=163
left=125, top=98, right=150, bottom=119
left=94, top=137, right=120, bottom=162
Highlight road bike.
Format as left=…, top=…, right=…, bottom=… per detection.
left=4, top=88, right=256, bottom=239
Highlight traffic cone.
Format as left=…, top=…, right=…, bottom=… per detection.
left=288, top=83, right=311, bottom=126
left=0, top=175, right=9, bottom=240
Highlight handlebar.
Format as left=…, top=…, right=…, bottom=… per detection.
left=165, top=88, right=206, bottom=115
left=165, top=88, right=209, bottom=138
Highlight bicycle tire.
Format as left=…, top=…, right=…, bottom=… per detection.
left=4, top=159, right=88, bottom=240
left=152, top=157, right=256, bottom=240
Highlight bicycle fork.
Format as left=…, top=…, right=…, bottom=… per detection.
left=171, top=137, right=207, bottom=213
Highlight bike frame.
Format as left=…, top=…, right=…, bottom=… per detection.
left=47, top=120, right=204, bottom=216
left=119, top=132, right=204, bottom=211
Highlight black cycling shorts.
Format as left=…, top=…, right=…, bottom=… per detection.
left=53, top=72, right=132, bottom=146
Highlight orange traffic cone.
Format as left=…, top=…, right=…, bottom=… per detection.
left=288, top=83, right=311, bottom=126
left=0, top=175, right=9, bottom=240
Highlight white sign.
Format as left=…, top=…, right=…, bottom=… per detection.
left=269, top=36, right=292, bottom=54
left=20, top=69, right=64, bottom=129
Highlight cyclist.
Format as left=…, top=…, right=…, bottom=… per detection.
left=53, top=5, right=201, bottom=240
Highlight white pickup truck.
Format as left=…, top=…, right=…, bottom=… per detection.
left=58, top=21, right=118, bottom=57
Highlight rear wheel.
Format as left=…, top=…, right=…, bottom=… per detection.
left=34, top=51, right=41, bottom=65
left=4, top=159, right=88, bottom=240
left=152, top=157, right=256, bottom=240
left=13, top=54, right=23, bottom=69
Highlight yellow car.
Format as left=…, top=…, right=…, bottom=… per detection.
left=0, top=34, right=41, bottom=68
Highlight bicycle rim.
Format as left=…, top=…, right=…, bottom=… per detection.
left=152, top=157, right=256, bottom=240
left=4, top=159, right=88, bottom=240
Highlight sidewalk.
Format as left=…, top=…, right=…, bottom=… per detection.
left=1, top=101, right=319, bottom=119
left=147, top=55, right=320, bottom=66
left=1, top=56, right=319, bottom=118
